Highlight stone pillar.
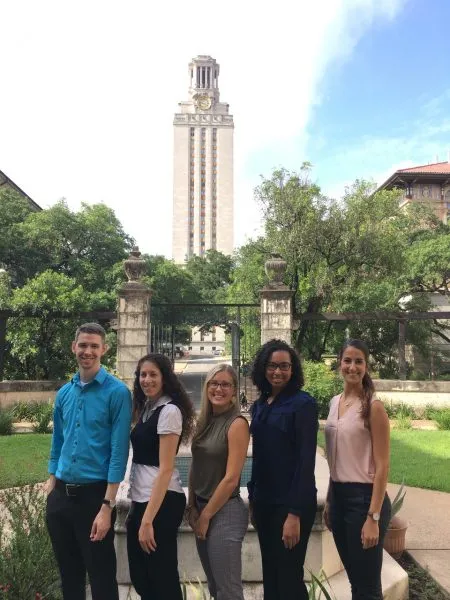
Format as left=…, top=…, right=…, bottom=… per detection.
left=116, top=247, right=151, bottom=389
left=260, top=253, right=294, bottom=345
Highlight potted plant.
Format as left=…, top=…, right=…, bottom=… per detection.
left=383, top=483, right=408, bottom=558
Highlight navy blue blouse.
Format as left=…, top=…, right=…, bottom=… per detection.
left=248, top=389, right=318, bottom=517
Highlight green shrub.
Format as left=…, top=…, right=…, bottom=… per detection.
left=395, top=415, right=413, bottom=430
left=422, top=404, right=437, bottom=420
left=0, top=407, right=13, bottom=436
left=433, top=408, right=450, bottom=431
left=303, top=362, right=341, bottom=419
left=0, top=485, right=62, bottom=599
left=11, top=401, right=47, bottom=422
left=383, top=400, right=397, bottom=418
left=383, top=401, right=417, bottom=419
left=32, top=403, right=54, bottom=434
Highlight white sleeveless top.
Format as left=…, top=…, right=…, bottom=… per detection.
left=325, top=394, right=379, bottom=484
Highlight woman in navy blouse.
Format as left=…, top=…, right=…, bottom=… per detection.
left=248, top=339, right=318, bottom=600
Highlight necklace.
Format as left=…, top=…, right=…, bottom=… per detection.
left=342, top=393, right=359, bottom=407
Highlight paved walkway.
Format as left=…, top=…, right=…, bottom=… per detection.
left=387, top=482, right=450, bottom=595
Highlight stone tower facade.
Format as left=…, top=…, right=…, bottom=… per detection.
left=172, top=55, right=234, bottom=263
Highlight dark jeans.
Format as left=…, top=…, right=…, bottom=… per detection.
left=46, top=480, right=118, bottom=600
left=252, top=502, right=317, bottom=600
left=126, top=491, right=186, bottom=600
left=329, top=482, right=391, bottom=600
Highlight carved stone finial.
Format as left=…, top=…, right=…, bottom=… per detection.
left=264, top=253, right=287, bottom=287
left=124, top=246, right=146, bottom=283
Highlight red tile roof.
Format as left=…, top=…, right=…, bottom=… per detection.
left=397, top=161, right=450, bottom=174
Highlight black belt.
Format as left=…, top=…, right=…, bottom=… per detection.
left=55, top=478, right=107, bottom=498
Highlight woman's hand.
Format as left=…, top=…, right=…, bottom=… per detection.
left=361, top=517, right=379, bottom=550
left=187, top=505, right=199, bottom=530
left=282, top=513, right=300, bottom=549
left=139, top=519, right=157, bottom=553
left=194, top=511, right=211, bottom=541
left=323, top=502, right=332, bottom=531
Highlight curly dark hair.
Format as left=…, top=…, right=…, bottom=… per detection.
left=132, top=353, right=195, bottom=442
left=251, top=339, right=304, bottom=396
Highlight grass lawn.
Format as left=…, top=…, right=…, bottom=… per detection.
left=317, top=429, right=450, bottom=493
left=1, top=431, right=450, bottom=493
left=0, top=433, right=52, bottom=489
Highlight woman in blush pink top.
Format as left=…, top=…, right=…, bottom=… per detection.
left=324, top=339, right=391, bottom=600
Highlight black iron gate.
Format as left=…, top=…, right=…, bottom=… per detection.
left=149, top=303, right=260, bottom=403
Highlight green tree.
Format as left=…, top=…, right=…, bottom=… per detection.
left=0, top=187, right=36, bottom=286
left=255, top=167, right=407, bottom=360
left=7, top=270, right=91, bottom=379
left=185, top=249, right=234, bottom=303
left=18, top=201, right=134, bottom=296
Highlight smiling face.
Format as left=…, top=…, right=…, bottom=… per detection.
left=265, top=350, right=292, bottom=394
left=207, top=370, right=236, bottom=414
left=340, top=346, right=368, bottom=387
left=139, top=360, right=164, bottom=401
left=72, top=333, right=107, bottom=379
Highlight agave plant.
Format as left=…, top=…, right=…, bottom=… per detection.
left=181, top=578, right=208, bottom=599
left=390, top=482, right=406, bottom=520
left=307, top=570, right=336, bottom=600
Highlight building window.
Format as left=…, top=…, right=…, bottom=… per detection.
left=200, top=346, right=204, bottom=351
left=190, top=128, right=195, bottom=137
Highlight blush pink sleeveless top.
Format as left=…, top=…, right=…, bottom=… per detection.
left=325, top=394, right=377, bottom=484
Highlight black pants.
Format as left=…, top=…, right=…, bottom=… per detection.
left=330, top=482, right=391, bottom=600
left=46, top=480, right=118, bottom=600
left=252, top=502, right=317, bottom=600
left=126, top=491, right=186, bottom=600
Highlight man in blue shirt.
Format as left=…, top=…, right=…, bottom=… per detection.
left=45, top=322, right=132, bottom=600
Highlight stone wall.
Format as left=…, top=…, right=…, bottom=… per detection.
left=0, top=380, right=64, bottom=409
left=373, top=379, right=450, bottom=407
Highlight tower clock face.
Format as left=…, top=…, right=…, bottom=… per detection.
left=197, top=95, right=212, bottom=110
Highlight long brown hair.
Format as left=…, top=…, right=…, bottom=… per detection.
left=192, top=364, right=239, bottom=443
left=132, top=353, right=195, bottom=442
left=338, top=339, right=375, bottom=426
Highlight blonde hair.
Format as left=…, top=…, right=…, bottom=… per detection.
left=193, top=364, right=239, bottom=442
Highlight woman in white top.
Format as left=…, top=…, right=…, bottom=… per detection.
left=324, top=339, right=391, bottom=600
left=127, top=353, right=195, bottom=600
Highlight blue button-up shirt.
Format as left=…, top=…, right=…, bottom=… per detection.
left=48, top=367, right=132, bottom=484
left=248, top=389, right=318, bottom=517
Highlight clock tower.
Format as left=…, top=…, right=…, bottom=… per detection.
left=172, top=55, right=234, bottom=263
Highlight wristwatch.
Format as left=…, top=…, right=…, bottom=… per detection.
left=368, top=511, right=380, bottom=522
left=102, top=498, right=116, bottom=509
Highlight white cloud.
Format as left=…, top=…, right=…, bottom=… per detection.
left=0, top=0, right=407, bottom=256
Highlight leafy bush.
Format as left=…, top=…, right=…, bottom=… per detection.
left=0, top=485, right=62, bottom=599
left=11, top=401, right=47, bottom=422
left=433, top=408, right=450, bottom=431
left=383, top=401, right=417, bottom=419
left=0, top=408, right=13, bottom=436
left=395, top=415, right=413, bottom=430
left=32, top=403, right=54, bottom=434
left=422, top=404, right=437, bottom=420
left=303, top=362, right=341, bottom=419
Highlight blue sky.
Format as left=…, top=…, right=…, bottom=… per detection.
left=309, top=0, right=450, bottom=195
left=1, top=0, right=449, bottom=255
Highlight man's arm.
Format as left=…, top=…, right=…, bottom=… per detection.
left=107, top=385, right=132, bottom=483
left=90, top=385, right=132, bottom=542
left=45, top=393, right=64, bottom=494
